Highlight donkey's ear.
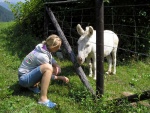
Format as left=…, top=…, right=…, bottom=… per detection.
left=88, top=26, right=94, bottom=36
left=76, top=24, right=85, bottom=36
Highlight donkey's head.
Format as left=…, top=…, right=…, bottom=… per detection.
left=76, top=24, right=95, bottom=64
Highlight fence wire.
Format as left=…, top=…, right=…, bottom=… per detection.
left=47, top=4, right=150, bottom=59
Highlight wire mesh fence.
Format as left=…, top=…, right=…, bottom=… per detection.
left=45, top=2, right=150, bottom=59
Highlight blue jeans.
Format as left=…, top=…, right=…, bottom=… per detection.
left=18, top=66, right=42, bottom=87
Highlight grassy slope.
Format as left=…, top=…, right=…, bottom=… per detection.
left=0, top=22, right=150, bottom=113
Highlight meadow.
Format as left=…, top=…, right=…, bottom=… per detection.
left=0, top=22, right=150, bottom=113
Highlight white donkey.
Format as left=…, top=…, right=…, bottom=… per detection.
left=76, top=24, right=119, bottom=80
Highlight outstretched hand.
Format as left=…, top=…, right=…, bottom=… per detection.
left=62, top=76, right=69, bottom=83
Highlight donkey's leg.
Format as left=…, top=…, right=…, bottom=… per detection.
left=112, top=50, right=117, bottom=75
left=86, top=57, right=93, bottom=77
left=106, top=55, right=112, bottom=75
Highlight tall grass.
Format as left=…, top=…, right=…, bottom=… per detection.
left=0, top=22, right=149, bottom=113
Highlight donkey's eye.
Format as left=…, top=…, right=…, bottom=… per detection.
left=86, top=44, right=90, bottom=48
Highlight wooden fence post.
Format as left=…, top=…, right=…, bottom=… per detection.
left=96, top=0, right=104, bottom=97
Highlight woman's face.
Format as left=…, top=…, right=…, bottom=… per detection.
left=48, top=41, right=61, bottom=52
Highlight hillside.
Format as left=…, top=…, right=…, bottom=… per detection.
left=0, top=2, right=10, bottom=10
left=0, top=5, right=14, bottom=22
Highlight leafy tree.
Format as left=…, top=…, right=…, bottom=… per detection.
left=7, top=0, right=44, bottom=37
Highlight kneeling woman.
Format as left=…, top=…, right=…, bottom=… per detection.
left=18, top=34, right=69, bottom=108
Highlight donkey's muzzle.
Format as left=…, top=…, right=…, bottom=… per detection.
left=77, top=56, right=82, bottom=65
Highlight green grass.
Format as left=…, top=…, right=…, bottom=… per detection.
left=0, top=22, right=150, bottom=113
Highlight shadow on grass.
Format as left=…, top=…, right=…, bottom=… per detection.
left=1, top=22, right=42, bottom=60
left=9, top=81, right=38, bottom=101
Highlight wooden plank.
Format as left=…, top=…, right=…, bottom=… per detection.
left=45, top=6, right=96, bottom=96
left=112, top=90, right=150, bottom=105
left=44, top=0, right=78, bottom=5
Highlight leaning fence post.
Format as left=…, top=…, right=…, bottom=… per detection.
left=96, top=0, right=104, bottom=97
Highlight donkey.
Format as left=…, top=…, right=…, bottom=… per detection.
left=76, top=24, right=119, bottom=80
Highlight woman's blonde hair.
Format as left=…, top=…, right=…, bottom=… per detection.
left=42, top=34, right=62, bottom=49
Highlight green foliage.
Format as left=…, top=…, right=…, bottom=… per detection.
left=7, top=0, right=44, bottom=37
left=0, top=22, right=39, bottom=59
left=0, top=5, right=14, bottom=22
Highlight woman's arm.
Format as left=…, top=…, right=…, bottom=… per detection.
left=54, top=75, right=69, bottom=83
left=51, top=58, right=69, bottom=83
left=52, top=63, right=61, bottom=75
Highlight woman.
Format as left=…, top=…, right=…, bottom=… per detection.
left=18, top=34, right=69, bottom=108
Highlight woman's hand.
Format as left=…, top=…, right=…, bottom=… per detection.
left=62, top=76, right=69, bottom=83
left=53, top=65, right=61, bottom=75
left=54, top=76, right=69, bottom=83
